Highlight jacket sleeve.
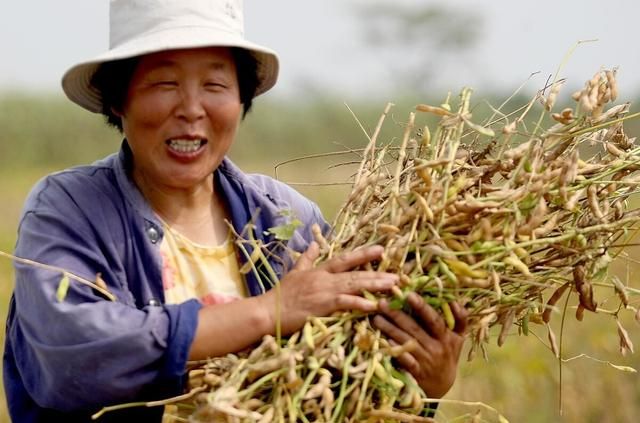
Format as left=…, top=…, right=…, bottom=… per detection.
left=8, top=176, right=202, bottom=412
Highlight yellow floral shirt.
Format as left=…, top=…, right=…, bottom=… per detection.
left=159, top=223, right=247, bottom=305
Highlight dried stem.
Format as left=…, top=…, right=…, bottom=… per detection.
left=0, top=250, right=116, bottom=302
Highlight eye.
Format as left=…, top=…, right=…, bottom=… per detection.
left=154, top=80, right=178, bottom=87
left=204, top=80, right=228, bottom=90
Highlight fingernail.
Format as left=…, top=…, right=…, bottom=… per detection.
left=368, top=246, right=384, bottom=256
left=363, top=300, right=378, bottom=311
left=378, top=298, right=389, bottom=311
left=407, top=292, right=421, bottom=303
left=371, top=315, right=382, bottom=327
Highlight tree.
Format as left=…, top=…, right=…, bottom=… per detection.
left=353, top=1, right=483, bottom=95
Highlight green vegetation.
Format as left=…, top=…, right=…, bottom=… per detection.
left=1, top=91, right=639, bottom=422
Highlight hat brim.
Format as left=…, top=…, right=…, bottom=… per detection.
left=62, top=26, right=279, bottom=113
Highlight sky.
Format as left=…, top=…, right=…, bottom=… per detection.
left=1, top=0, right=639, bottom=101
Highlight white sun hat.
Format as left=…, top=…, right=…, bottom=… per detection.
left=62, top=0, right=279, bottom=113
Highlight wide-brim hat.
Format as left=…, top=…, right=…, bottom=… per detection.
left=62, top=0, right=279, bottom=113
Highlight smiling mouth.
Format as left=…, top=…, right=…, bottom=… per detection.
left=166, top=139, right=207, bottom=153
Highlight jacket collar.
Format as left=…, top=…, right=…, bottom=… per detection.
left=109, top=141, right=297, bottom=296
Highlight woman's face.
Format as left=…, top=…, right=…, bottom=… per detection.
left=120, top=47, right=242, bottom=191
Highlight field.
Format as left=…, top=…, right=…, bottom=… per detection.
left=1, top=93, right=640, bottom=422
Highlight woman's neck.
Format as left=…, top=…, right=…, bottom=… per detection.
left=134, top=172, right=230, bottom=246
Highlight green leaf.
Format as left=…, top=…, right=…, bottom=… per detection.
left=423, top=296, right=442, bottom=307
left=521, top=314, right=529, bottom=336
left=267, top=218, right=302, bottom=241
left=518, top=194, right=538, bottom=213
left=56, top=274, right=70, bottom=302
left=266, top=210, right=303, bottom=241
left=592, top=266, right=609, bottom=281
left=388, top=298, right=405, bottom=310
left=471, top=240, right=499, bottom=253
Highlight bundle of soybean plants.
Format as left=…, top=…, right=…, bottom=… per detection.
left=132, top=70, right=640, bottom=423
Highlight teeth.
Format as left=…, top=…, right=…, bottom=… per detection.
left=168, top=139, right=203, bottom=153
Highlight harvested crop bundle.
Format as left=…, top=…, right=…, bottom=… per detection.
left=326, top=80, right=640, bottom=363
left=99, top=69, right=640, bottom=422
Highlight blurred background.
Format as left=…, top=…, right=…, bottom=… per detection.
left=1, top=0, right=639, bottom=421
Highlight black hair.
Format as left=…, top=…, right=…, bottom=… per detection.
left=91, top=47, right=260, bottom=132
left=231, top=47, right=259, bottom=116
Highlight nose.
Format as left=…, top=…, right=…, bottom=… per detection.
left=175, top=84, right=206, bottom=122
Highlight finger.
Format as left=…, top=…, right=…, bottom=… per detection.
left=395, top=351, right=422, bottom=379
left=293, top=241, right=320, bottom=271
left=380, top=339, right=424, bottom=375
left=378, top=298, right=435, bottom=346
left=334, top=294, right=378, bottom=312
left=372, top=314, right=413, bottom=346
left=407, top=293, right=447, bottom=339
left=320, top=245, right=384, bottom=273
left=449, top=302, right=469, bottom=335
left=332, top=271, right=397, bottom=294
left=374, top=306, right=434, bottom=354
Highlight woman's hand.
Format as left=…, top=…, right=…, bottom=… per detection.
left=259, top=242, right=398, bottom=335
left=372, top=292, right=468, bottom=399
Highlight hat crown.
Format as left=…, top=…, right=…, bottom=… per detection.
left=63, top=0, right=278, bottom=113
left=110, top=0, right=245, bottom=49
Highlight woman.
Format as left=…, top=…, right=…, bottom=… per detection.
left=3, top=1, right=467, bottom=422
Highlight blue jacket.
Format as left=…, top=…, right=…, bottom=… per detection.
left=3, top=143, right=327, bottom=422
